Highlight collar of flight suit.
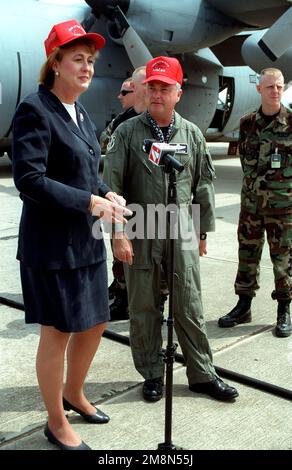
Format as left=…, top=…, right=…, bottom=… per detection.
left=139, top=110, right=183, bottom=134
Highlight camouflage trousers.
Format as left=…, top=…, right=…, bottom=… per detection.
left=235, top=209, right=292, bottom=301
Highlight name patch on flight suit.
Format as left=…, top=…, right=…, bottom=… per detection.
left=168, top=143, right=189, bottom=154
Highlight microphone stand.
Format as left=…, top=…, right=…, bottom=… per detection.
left=158, top=158, right=183, bottom=450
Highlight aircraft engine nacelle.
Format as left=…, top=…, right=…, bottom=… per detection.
left=242, top=31, right=292, bottom=78
left=206, top=66, right=261, bottom=142
left=88, top=0, right=244, bottom=54
left=0, top=52, right=19, bottom=145
left=177, top=50, right=222, bottom=134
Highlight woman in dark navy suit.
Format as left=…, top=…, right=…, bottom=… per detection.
left=12, top=20, right=130, bottom=450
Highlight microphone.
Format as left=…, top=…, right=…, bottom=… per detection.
left=143, top=139, right=184, bottom=173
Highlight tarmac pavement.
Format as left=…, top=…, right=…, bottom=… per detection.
left=0, top=147, right=291, bottom=458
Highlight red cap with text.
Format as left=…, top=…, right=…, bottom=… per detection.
left=44, top=19, right=106, bottom=58
left=144, top=56, right=183, bottom=86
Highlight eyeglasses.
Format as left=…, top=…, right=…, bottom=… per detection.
left=119, top=90, right=134, bottom=96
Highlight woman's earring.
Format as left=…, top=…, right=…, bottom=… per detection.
left=55, top=71, right=60, bottom=77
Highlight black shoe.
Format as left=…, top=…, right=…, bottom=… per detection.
left=142, top=378, right=163, bottom=402
left=189, top=378, right=238, bottom=401
left=63, top=398, right=110, bottom=424
left=275, top=301, right=291, bottom=337
left=44, top=423, right=91, bottom=450
left=109, top=290, right=129, bottom=321
left=108, top=279, right=119, bottom=300
left=218, top=295, right=252, bottom=327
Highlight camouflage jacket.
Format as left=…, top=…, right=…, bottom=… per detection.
left=239, top=104, right=292, bottom=214
left=99, top=108, right=138, bottom=154
left=99, top=119, right=114, bottom=154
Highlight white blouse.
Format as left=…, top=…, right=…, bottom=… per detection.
left=62, top=102, right=78, bottom=127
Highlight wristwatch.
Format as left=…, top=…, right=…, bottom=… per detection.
left=200, top=233, right=207, bottom=240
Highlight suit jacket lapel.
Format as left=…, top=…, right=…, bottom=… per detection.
left=62, top=103, right=93, bottom=147
left=39, top=85, right=94, bottom=147
left=75, top=103, right=95, bottom=144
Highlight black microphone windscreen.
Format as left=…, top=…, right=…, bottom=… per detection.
left=143, top=139, right=156, bottom=154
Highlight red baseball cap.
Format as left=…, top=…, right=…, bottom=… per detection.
left=144, top=56, right=183, bottom=86
left=44, top=20, right=106, bottom=58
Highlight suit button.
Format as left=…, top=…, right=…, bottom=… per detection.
left=89, top=148, right=94, bottom=155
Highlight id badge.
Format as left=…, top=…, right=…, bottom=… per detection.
left=271, top=152, right=281, bottom=169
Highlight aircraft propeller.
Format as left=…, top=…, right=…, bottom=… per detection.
left=258, top=7, right=292, bottom=61
left=85, top=0, right=152, bottom=68
left=111, top=6, right=153, bottom=68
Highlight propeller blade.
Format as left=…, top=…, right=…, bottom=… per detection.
left=121, top=26, right=153, bottom=68
left=113, top=6, right=152, bottom=68
left=258, top=7, right=292, bottom=61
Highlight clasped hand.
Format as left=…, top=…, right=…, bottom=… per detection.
left=91, top=192, right=132, bottom=223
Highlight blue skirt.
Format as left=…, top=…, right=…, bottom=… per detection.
left=20, top=261, right=110, bottom=332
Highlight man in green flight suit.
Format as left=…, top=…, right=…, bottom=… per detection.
left=103, top=56, right=238, bottom=402
left=218, top=68, right=292, bottom=337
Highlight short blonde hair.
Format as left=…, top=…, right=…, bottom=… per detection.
left=39, top=38, right=98, bottom=89
left=132, top=66, right=146, bottom=83
left=121, top=77, right=133, bottom=88
left=259, top=68, right=284, bottom=83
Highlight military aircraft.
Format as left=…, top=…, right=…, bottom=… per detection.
left=1, top=0, right=292, bottom=157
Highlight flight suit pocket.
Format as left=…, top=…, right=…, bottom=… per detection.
left=201, top=153, right=216, bottom=180
left=183, top=265, right=192, bottom=312
left=140, top=160, right=154, bottom=202
left=174, top=265, right=194, bottom=316
left=130, top=238, right=152, bottom=268
left=142, top=159, right=152, bottom=175
left=173, top=152, right=191, bottom=167
left=128, top=159, right=153, bottom=203
left=176, top=262, right=204, bottom=326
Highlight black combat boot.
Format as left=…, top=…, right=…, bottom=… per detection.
left=109, top=289, right=129, bottom=321
left=275, top=300, right=291, bottom=337
left=218, top=295, right=252, bottom=327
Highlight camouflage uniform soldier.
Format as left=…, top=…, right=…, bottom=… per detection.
left=218, top=68, right=292, bottom=337
left=104, top=56, right=238, bottom=402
